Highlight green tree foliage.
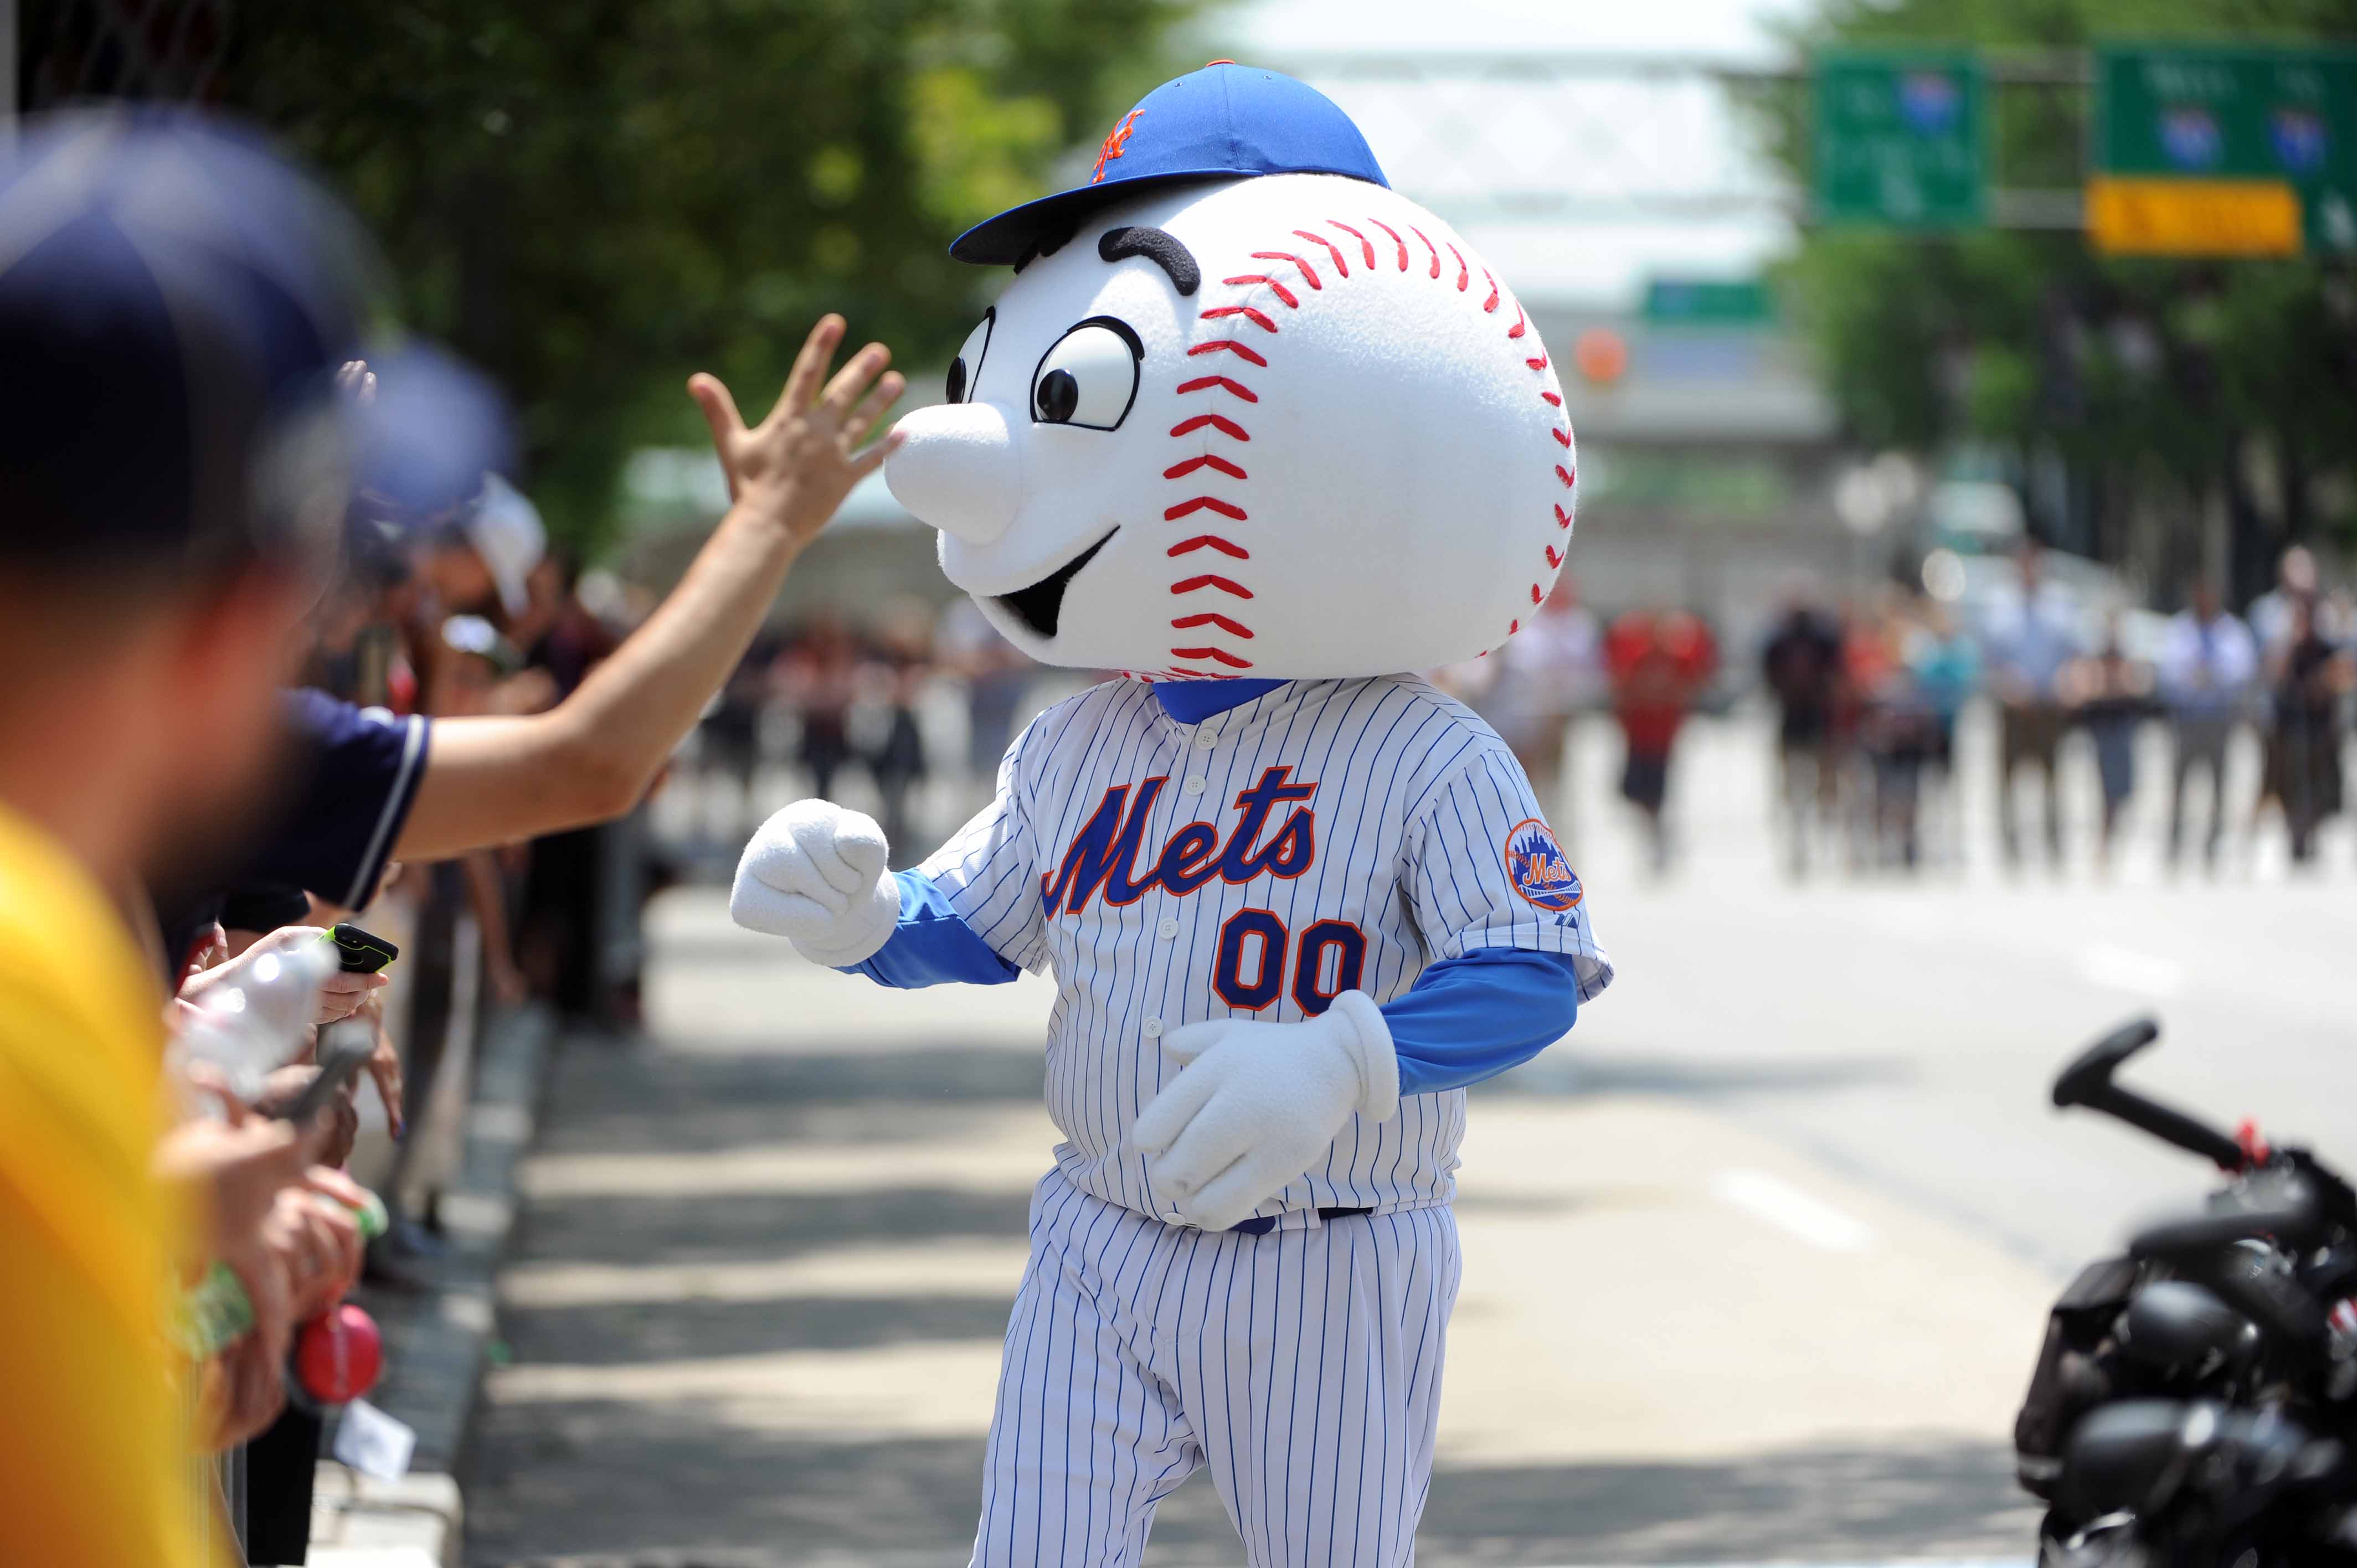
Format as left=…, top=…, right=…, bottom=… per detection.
left=1763, top=0, right=2357, bottom=594
left=82, top=0, right=1198, bottom=548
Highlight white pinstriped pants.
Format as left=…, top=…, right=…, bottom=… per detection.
left=970, top=1169, right=1461, bottom=1568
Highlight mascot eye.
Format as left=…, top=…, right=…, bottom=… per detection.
left=946, top=309, right=993, bottom=404
left=1030, top=318, right=1143, bottom=431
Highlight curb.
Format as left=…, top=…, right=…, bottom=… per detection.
left=309, top=1004, right=555, bottom=1567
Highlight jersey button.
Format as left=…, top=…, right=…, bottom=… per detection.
left=1143, top=1017, right=1165, bottom=1039
left=1157, top=917, right=1179, bottom=940
left=1183, top=775, right=1207, bottom=796
left=1193, top=730, right=1217, bottom=750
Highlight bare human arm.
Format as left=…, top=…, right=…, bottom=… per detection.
left=393, top=316, right=904, bottom=862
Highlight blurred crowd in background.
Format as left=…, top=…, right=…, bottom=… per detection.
left=669, top=538, right=2356, bottom=891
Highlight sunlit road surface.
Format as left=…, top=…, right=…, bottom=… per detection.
left=466, top=706, right=2356, bottom=1567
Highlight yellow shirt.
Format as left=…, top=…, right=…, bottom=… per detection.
left=0, top=803, right=212, bottom=1568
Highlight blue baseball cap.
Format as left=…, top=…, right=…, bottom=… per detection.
left=951, top=63, right=1388, bottom=266
left=0, top=108, right=382, bottom=576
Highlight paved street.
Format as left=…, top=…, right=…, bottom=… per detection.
left=465, top=707, right=2357, bottom=1567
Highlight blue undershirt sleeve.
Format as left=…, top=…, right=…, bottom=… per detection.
left=1380, top=948, right=1582, bottom=1095
left=842, top=871, right=1022, bottom=989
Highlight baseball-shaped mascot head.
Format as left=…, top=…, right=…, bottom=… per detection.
left=886, top=64, right=1576, bottom=680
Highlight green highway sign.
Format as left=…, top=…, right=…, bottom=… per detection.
left=1641, top=278, right=1776, bottom=327
left=2097, top=44, right=2357, bottom=255
left=1812, top=51, right=1986, bottom=228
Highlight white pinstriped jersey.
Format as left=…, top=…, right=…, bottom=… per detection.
left=920, top=673, right=1614, bottom=1222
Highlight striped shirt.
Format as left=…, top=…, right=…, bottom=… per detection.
left=920, top=674, right=1613, bottom=1220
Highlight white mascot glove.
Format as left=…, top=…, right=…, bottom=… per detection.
left=728, top=800, right=900, bottom=968
left=1129, top=991, right=1401, bottom=1231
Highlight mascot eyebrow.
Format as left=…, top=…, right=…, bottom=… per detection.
left=1094, top=225, right=1200, bottom=296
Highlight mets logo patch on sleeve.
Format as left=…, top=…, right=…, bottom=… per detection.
left=1503, top=819, right=1582, bottom=911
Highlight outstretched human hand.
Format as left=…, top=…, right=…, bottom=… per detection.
left=688, top=315, right=905, bottom=550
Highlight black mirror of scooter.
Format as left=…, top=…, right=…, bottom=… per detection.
left=2052, top=1017, right=2248, bottom=1173
left=2054, top=1017, right=2161, bottom=1108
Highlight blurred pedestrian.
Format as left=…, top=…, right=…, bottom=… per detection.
left=1903, top=602, right=1979, bottom=866
left=1851, top=593, right=1939, bottom=871
left=1486, top=577, right=1603, bottom=845
left=703, top=638, right=776, bottom=840
left=936, top=596, right=1035, bottom=807
left=860, top=599, right=935, bottom=860
left=413, top=472, right=547, bottom=626
left=1980, top=543, right=2083, bottom=869
left=2063, top=613, right=2154, bottom=875
left=783, top=613, right=860, bottom=801
left=2247, top=543, right=2320, bottom=660
left=2157, top=578, right=2256, bottom=871
left=1759, top=583, right=1844, bottom=878
left=1604, top=606, right=1718, bottom=874
left=2267, top=594, right=2351, bottom=866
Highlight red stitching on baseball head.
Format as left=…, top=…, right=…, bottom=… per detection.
left=1555, top=465, right=1575, bottom=488
left=1172, top=574, right=1253, bottom=600
left=1294, top=229, right=1348, bottom=276
left=1480, top=269, right=1499, bottom=312
left=1176, top=375, right=1258, bottom=403
left=1164, top=455, right=1247, bottom=481
left=1202, top=305, right=1278, bottom=333
left=1168, top=536, right=1249, bottom=559
left=1171, top=646, right=1254, bottom=668
left=1190, top=340, right=1267, bottom=367
left=1552, top=427, right=1570, bottom=446
left=1540, top=390, right=1562, bottom=406
left=1171, top=612, right=1254, bottom=638
left=1507, top=302, right=1528, bottom=340
left=1164, top=496, right=1247, bottom=522
left=1171, top=413, right=1249, bottom=442
left=1250, top=251, right=1319, bottom=290
left=1445, top=243, right=1469, bottom=291
left=1408, top=226, right=1440, bottom=278
left=1223, top=274, right=1298, bottom=309
left=1366, top=218, right=1409, bottom=271
left=1326, top=220, right=1376, bottom=269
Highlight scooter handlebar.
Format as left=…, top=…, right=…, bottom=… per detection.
left=2052, top=1017, right=2247, bottom=1173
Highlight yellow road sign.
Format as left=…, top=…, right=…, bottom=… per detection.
left=2085, top=176, right=2303, bottom=256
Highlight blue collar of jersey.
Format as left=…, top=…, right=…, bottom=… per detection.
left=1149, top=678, right=1286, bottom=725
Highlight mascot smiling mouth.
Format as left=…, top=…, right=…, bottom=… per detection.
left=996, top=528, right=1115, bottom=639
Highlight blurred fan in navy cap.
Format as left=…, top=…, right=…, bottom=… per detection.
left=0, top=108, right=385, bottom=883
left=0, top=107, right=387, bottom=1568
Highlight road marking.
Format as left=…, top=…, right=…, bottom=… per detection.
left=2078, top=942, right=2184, bottom=999
left=1711, top=1167, right=1876, bottom=1251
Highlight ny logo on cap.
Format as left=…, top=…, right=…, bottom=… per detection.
left=1090, top=110, right=1144, bottom=184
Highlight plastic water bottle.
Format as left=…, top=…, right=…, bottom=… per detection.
left=175, top=936, right=338, bottom=1110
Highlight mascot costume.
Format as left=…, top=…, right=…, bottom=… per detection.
left=732, top=63, right=1615, bottom=1568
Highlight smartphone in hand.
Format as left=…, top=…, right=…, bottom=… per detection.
left=325, top=923, right=399, bottom=974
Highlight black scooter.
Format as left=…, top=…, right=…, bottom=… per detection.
left=2019, top=1019, right=2357, bottom=1567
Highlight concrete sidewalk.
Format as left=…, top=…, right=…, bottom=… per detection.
left=460, top=890, right=2054, bottom=1566
left=305, top=1006, right=553, bottom=1568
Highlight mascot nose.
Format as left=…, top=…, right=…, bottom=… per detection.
left=884, top=403, right=1019, bottom=546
